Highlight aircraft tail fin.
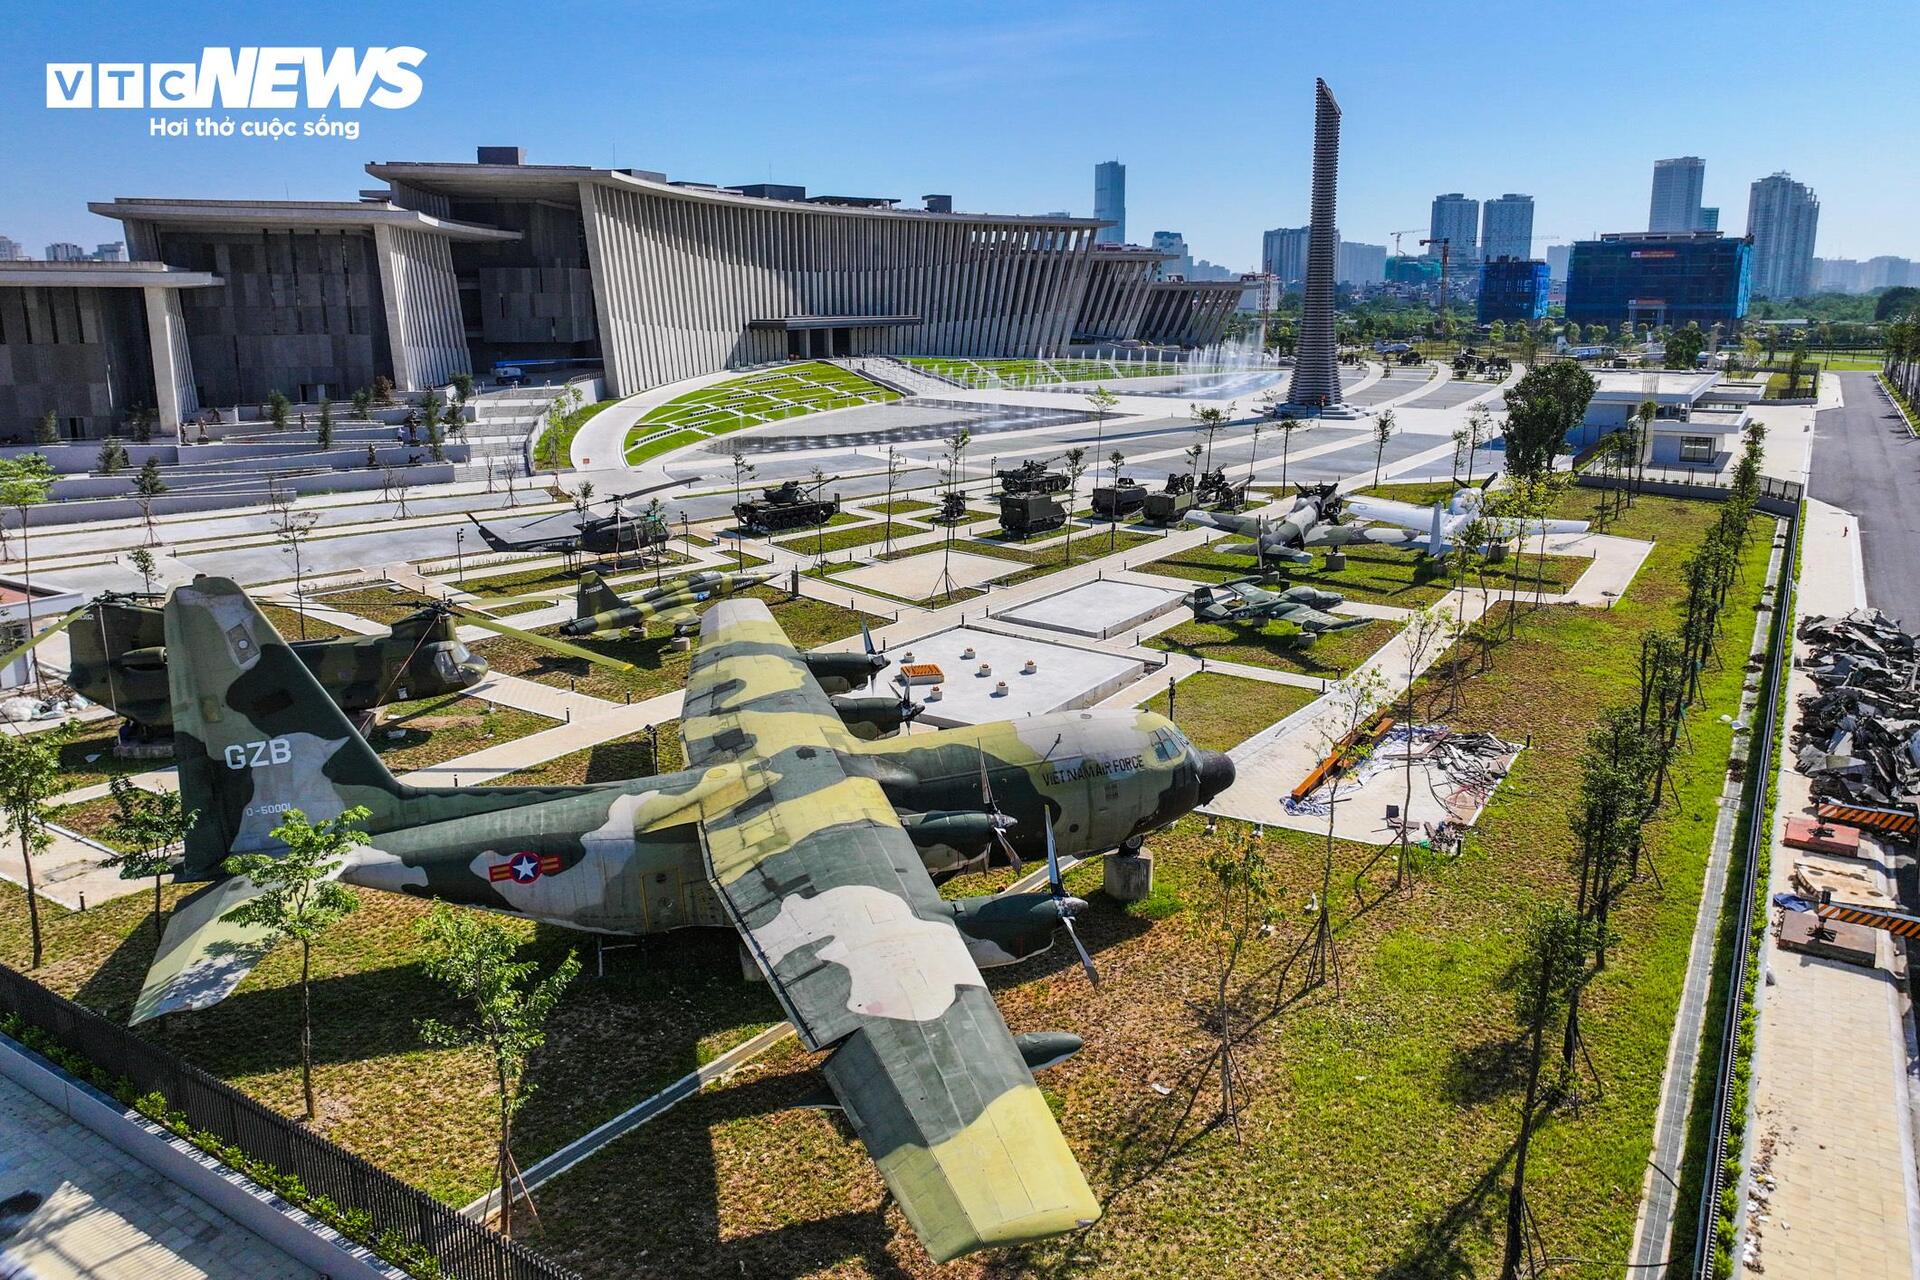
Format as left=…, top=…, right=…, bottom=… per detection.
left=165, top=577, right=542, bottom=881
left=576, top=571, right=624, bottom=621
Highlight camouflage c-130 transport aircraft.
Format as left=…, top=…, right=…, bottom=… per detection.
left=137, top=577, right=1233, bottom=1261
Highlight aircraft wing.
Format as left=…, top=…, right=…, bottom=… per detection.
left=1282, top=605, right=1357, bottom=631
left=1341, top=495, right=1434, bottom=531
left=651, top=604, right=700, bottom=630
left=682, top=600, right=1098, bottom=1260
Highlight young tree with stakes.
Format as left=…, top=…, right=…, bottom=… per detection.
left=1275, top=412, right=1305, bottom=488
left=1107, top=449, right=1126, bottom=551
left=1500, top=903, right=1593, bottom=1280
left=1190, top=403, right=1229, bottom=476
left=417, top=903, right=579, bottom=1239
left=882, top=445, right=904, bottom=553
left=1370, top=408, right=1397, bottom=487
left=938, top=429, right=972, bottom=603
left=1391, top=605, right=1454, bottom=891
left=1086, top=385, right=1118, bottom=473
left=222, top=806, right=367, bottom=1122
left=131, top=457, right=167, bottom=544
left=728, top=448, right=755, bottom=571
left=101, top=776, right=197, bottom=938
left=127, top=546, right=158, bottom=597
left=266, top=389, right=291, bottom=432
left=0, top=455, right=56, bottom=685
left=1203, top=829, right=1275, bottom=1139
left=1059, top=447, right=1088, bottom=567
left=316, top=398, right=334, bottom=452
left=0, top=726, right=68, bottom=968
left=1308, top=667, right=1388, bottom=994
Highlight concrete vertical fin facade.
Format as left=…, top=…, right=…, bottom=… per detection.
left=141, top=285, right=198, bottom=433
left=1287, top=78, right=1343, bottom=409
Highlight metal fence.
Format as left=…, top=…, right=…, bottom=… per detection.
left=1692, top=500, right=1800, bottom=1280
left=0, top=964, right=579, bottom=1280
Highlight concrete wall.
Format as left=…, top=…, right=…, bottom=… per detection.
left=3, top=462, right=459, bottom=527
left=579, top=181, right=1096, bottom=396
left=373, top=223, right=470, bottom=391
left=0, top=285, right=154, bottom=440
left=150, top=225, right=392, bottom=406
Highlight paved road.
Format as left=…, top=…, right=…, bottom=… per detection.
left=1810, top=372, right=1920, bottom=623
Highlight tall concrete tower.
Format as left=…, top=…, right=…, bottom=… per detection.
left=1288, top=78, right=1343, bottom=409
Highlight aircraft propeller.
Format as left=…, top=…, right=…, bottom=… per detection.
left=1045, top=821, right=1099, bottom=988
left=976, top=746, right=1023, bottom=876
left=858, top=618, right=891, bottom=689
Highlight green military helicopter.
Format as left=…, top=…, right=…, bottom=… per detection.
left=4, top=587, right=630, bottom=739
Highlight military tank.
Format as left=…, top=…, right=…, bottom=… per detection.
left=994, top=457, right=1069, bottom=495
left=733, top=476, right=840, bottom=535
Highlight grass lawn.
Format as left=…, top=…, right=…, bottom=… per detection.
left=366, top=694, right=552, bottom=774
left=1139, top=673, right=1319, bottom=752
left=624, top=428, right=705, bottom=466
left=773, top=520, right=919, bottom=555
left=490, top=722, right=684, bottom=786
left=861, top=499, right=936, bottom=517
left=460, top=553, right=695, bottom=600
left=0, top=486, right=1779, bottom=1277
left=624, top=362, right=898, bottom=458
left=256, top=601, right=347, bottom=641
left=311, top=587, right=439, bottom=628
left=533, top=396, right=615, bottom=473
left=1138, top=541, right=1586, bottom=606
left=469, top=588, right=882, bottom=702
left=52, top=726, right=152, bottom=793
left=48, top=788, right=162, bottom=853
left=1148, top=616, right=1396, bottom=678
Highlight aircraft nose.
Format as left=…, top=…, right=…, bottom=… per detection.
left=1195, top=750, right=1236, bottom=803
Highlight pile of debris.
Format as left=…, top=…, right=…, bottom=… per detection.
left=1795, top=609, right=1920, bottom=808
left=1284, top=724, right=1521, bottom=823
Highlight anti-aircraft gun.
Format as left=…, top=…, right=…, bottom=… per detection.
left=733, top=475, right=841, bottom=535
left=1194, top=468, right=1247, bottom=511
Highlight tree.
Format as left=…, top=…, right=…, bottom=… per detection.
left=272, top=503, right=321, bottom=638
left=1202, top=831, right=1275, bottom=1138
left=1501, top=360, right=1597, bottom=481
left=0, top=726, right=68, bottom=968
left=937, top=429, right=972, bottom=602
left=351, top=388, right=372, bottom=421
left=132, top=457, right=168, bottom=543
left=417, top=904, right=579, bottom=1237
left=449, top=370, right=475, bottom=406
left=1307, top=668, right=1388, bottom=993
left=1107, top=449, right=1126, bottom=551
left=222, top=806, right=366, bottom=1121
left=1392, top=606, right=1453, bottom=891
left=1190, top=403, right=1229, bottom=475
left=316, top=398, right=334, bottom=451
left=266, top=389, right=291, bottom=432
left=1664, top=325, right=1706, bottom=370
left=1275, top=413, right=1306, bottom=488
left=1060, top=447, right=1088, bottom=567
left=0, top=455, right=56, bottom=684
left=1370, top=409, right=1397, bottom=486
left=34, top=410, right=59, bottom=445
left=1785, top=343, right=1810, bottom=398
left=809, top=466, right=828, bottom=559
left=127, top=546, right=157, bottom=597
left=1500, top=904, right=1592, bottom=1280
left=101, top=776, right=196, bottom=937
left=727, top=448, right=756, bottom=569
left=1086, top=385, right=1118, bottom=474
left=372, top=375, right=395, bottom=405
left=1874, top=286, right=1920, bottom=323
left=125, top=404, right=155, bottom=444
left=881, top=445, right=904, bottom=553
left=96, top=439, right=128, bottom=475
left=422, top=392, right=445, bottom=462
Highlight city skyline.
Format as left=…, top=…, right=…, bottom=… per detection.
left=2, top=0, right=1916, bottom=276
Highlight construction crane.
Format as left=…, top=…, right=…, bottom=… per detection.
left=1389, top=229, right=1425, bottom=258
left=1420, top=236, right=1452, bottom=349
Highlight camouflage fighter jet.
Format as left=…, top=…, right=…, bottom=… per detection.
left=1184, top=481, right=1423, bottom=563
left=134, top=579, right=1234, bottom=1260
left=1185, top=576, right=1370, bottom=634
left=559, top=569, right=771, bottom=638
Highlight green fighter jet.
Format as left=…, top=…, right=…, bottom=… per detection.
left=135, top=578, right=1234, bottom=1261
left=1184, top=575, right=1371, bottom=635
left=559, top=569, right=771, bottom=639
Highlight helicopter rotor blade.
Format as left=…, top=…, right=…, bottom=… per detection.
left=0, top=604, right=93, bottom=672
left=451, top=608, right=636, bottom=672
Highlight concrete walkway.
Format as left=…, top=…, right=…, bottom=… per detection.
left=1742, top=496, right=1920, bottom=1280
left=0, top=1071, right=313, bottom=1279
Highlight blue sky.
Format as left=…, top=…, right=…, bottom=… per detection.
left=5, top=0, right=1915, bottom=270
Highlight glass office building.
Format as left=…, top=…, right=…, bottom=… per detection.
left=1477, top=256, right=1550, bottom=322
left=1565, top=231, right=1751, bottom=330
